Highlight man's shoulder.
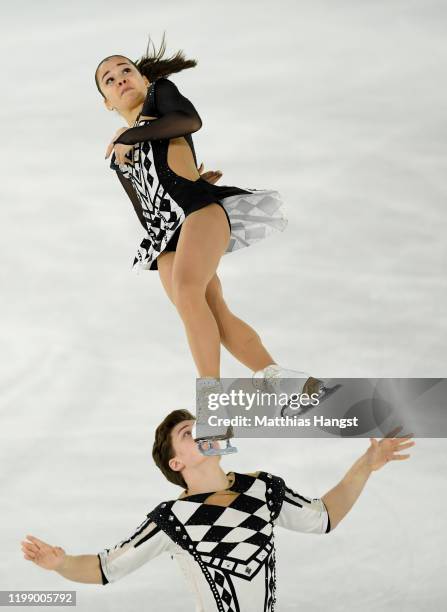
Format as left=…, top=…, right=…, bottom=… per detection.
left=147, top=498, right=176, bottom=519
left=236, top=471, right=286, bottom=496
left=239, top=470, right=285, bottom=484
left=236, top=471, right=285, bottom=520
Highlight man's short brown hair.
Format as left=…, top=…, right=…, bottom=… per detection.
left=152, top=409, right=195, bottom=488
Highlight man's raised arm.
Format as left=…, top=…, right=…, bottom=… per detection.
left=322, top=430, right=415, bottom=530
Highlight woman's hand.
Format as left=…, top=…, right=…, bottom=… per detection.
left=198, top=162, right=223, bottom=185
left=21, top=535, right=66, bottom=571
left=365, top=426, right=415, bottom=471
left=105, top=128, right=134, bottom=165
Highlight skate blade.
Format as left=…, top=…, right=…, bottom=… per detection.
left=196, top=439, right=238, bottom=456
left=281, top=383, right=343, bottom=417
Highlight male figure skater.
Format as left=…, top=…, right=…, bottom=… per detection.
left=21, top=410, right=414, bottom=612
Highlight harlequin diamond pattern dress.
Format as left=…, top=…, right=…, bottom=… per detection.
left=109, top=78, right=288, bottom=272
left=97, top=471, right=331, bottom=612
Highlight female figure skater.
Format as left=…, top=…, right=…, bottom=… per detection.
left=95, top=36, right=324, bottom=453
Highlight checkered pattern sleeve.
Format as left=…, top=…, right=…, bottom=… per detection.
left=97, top=512, right=174, bottom=584
left=114, top=78, right=202, bottom=145
left=273, top=478, right=331, bottom=534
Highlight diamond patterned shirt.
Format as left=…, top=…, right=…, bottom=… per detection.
left=98, top=471, right=330, bottom=611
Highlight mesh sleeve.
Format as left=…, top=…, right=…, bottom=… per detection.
left=114, top=78, right=202, bottom=145
left=115, top=169, right=147, bottom=229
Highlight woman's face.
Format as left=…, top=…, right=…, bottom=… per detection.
left=97, top=55, right=149, bottom=113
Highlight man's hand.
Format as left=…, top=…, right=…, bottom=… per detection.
left=365, top=427, right=415, bottom=471
left=21, top=535, right=66, bottom=571
left=322, top=426, right=415, bottom=530
left=21, top=535, right=102, bottom=584
left=198, top=162, right=223, bottom=185
left=105, top=128, right=134, bottom=165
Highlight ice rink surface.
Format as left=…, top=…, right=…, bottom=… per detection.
left=1, top=0, right=446, bottom=609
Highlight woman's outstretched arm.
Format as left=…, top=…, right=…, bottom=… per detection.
left=114, top=78, right=202, bottom=145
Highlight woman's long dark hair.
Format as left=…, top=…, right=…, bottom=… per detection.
left=95, top=32, right=197, bottom=96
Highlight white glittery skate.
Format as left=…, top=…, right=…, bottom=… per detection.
left=193, top=377, right=238, bottom=456
left=253, top=364, right=341, bottom=417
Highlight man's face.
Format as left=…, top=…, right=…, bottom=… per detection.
left=169, top=419, right=221, bottom=474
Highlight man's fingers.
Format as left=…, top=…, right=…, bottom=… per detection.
left=384, top=426, right=403, bottom=438
left=26, top=535, right=45, bottom=548
left=398, top=432, right=414, bottom=440
left=21, top=541, right=38, bottom=553
left=21, top=547, right=36, bottom=559
left=396, top=441, right=415, bottom=451
left=391, top=454, right=411, bottom=460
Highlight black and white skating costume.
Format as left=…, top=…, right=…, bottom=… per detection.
left=109, top=78, right=288, bottom=271
left=98, top=471, right=331, bottom=611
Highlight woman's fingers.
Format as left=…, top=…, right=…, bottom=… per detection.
left=201, top=170, right=223, bottom=184
left=105, top=141, right=115, bottom=159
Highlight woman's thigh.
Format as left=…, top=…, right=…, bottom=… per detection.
left=172, top=204, right=231, bottom=290
left=158, top=250, right=228, bottom=315
left=157, top=251, right=176, bottom=304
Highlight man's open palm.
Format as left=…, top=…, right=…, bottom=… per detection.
left=21, top=535, right=65, bottom=570
left=366, top=426, right=415, bottom=471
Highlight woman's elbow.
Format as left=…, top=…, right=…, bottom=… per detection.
left=191, top=115, right=202, bottom=133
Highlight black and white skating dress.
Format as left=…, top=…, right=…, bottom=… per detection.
left=109, top=78, right=288, bottom=271
left=98, top=471, right=330, bottom=611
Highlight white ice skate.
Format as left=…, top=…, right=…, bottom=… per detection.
left=192, top=377, right=238, bottom=456
left=253, top=364, right=341, bottom=417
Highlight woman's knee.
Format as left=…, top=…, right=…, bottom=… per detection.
left=172, top=275, right=207, bottom=311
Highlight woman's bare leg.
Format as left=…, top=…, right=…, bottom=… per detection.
left=170, top=204, right=231, bottom=378
left=157, top=239, right=319, bottom=393
left=158, top=252, right=275, bottom=372
left=204, top=275, right=275, bottom=371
